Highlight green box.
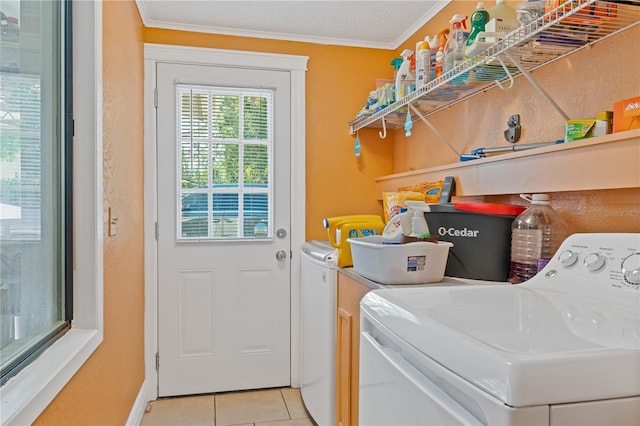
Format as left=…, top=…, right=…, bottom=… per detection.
left=565, top=119, right=595, bottom=142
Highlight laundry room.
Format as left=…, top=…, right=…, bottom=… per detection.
left=0, top=1, right=638, bottom=425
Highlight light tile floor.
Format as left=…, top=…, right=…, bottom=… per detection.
left=141, top=387, right=315, bottom=426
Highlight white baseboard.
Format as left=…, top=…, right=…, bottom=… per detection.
left=126, top=379, right=154, bottom=426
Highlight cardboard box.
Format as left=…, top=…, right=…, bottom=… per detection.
left=545, top=0, right=617, bottom=24
left=613, top=96, right=640, bottom=133
left=565, top=119, right=595, bottom=142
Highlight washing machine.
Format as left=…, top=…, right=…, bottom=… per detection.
left=300, top=240, right=337, bottom=426
left=360, top=233, right=640, bottom=425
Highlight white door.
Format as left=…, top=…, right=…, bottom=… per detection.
left=156, top=62, right=291, bottom=397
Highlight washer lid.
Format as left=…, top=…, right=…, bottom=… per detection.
left=361, top=285, right=640, bottom=407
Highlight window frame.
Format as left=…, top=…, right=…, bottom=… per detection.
left=0, top=1, right=103, bottom=424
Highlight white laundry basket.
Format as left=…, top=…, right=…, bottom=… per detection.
left=347, top=235, right=453, bottom=284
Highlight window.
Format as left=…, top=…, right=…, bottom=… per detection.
left=177, top=85, right=273, bottom=240
left=0, top=0, right=72, bottom=383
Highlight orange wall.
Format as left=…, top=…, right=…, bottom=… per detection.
left=34, top=1, right=146, bottom=424
left=144, top=29, right=396, bottom=240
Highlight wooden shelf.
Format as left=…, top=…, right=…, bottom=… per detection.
left=375, top=130, right=640, bottom=197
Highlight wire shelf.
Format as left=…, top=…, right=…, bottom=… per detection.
left=348, top=0, right=640, bottom=134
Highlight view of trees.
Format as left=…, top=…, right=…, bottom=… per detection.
left=179, top=90, right=270, bottom=189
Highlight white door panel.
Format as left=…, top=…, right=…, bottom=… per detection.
left=157, top=62, right=291, bottom=396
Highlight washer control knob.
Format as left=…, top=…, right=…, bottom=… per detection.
left=584, top=253, right=606, bottom=272
left=621, top=253, right=640, bottom=285
left=558, top=250, right=579, bottom=267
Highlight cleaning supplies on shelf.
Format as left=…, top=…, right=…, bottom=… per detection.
left=415, top=37, right=432, bottom=89
left=443, top=14, right=469, bottom=76
left=465, top=2, right=490, bottom=58
left=395, top=49, right=415, bottom=101
left=487, top=0, right=519, bottom=34
left=434, top=28, right=449, bottom=78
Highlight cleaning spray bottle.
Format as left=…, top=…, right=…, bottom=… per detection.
left=415, top=37, right=432, bottom=89
left=465, top=2, right=490, bottom=57
left=390, top=57, right=403, bottom=103
left=434, top=28, right=449, bottom=78
left=443, top=14, right=468, bottom=75
left=405, top=201, right=432, bottom=238
left=395, top=49, right=414, bottom=101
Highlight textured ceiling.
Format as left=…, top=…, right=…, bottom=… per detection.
left=135, top=0, right=451, bottom=49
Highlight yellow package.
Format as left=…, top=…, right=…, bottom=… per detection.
left=382, top=191, right=424, bottom=223
left=398, top=180, right=444, bottom=204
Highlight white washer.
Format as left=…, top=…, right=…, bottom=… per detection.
left=360, top=233, right=640, bottom=425
left=300, top=240, right=337, bottom=426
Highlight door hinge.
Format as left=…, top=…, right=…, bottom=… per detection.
left=154, top=88, right=158, bottom=108
left=155, top=352, right=159, bottom=371
left=155, top=222, right=159, bottom=240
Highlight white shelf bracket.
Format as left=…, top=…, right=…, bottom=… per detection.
left=378, top=116, right=387, bottom=139
left=503, top=50, right=570, bottom=121
left=409, top=104, right=461, bottom=158
left=495, top=56, right=515, bottom=90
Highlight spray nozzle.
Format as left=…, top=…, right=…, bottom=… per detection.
left=450, top=14, right=468, bottom=29
left=400, top=48, right=413, bottom=59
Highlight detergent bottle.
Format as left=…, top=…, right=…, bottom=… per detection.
left=443, top=14, right=468, bottom=75
left=487, top=0, right=519, bottom=34
left=395, top=49, right=414, bottom=101
left=434, top=28, right=449, bottom=78
left=465, top=2, right=490, bottom=56
left=415, top=37, right=432, bottom=89
left=324, top=215, right=385, bottom=267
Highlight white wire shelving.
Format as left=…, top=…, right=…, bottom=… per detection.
left=348, top=0, right=640, bottom=136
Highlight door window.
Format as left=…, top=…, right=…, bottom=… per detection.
left=176, top=85, right=273, bottom=240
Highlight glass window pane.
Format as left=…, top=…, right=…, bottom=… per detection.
left=243, top=193, right=268, bottom=237
left=0, top=0, right=69, bottom=381
left=243, top=96, right=268, bottom=140
left=180, top=192, right=208, bottom=238
left=243, top=144, right=268, bottom=185
left=176, top=85, right=273, bottom=241
left=211, top=95, right=238, bottom=139
left=180, top=141, right=208, bottom=189
left=212, top=143, right=238, bottom=186
left=212, top=193, right=238, bottom=238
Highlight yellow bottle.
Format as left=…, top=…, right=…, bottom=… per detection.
left=416, top=37, right=432, bottom=88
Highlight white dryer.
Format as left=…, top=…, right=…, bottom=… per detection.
left=300, top=240, right=337, bottom=426
left=360, top=233, right=640, bottom=425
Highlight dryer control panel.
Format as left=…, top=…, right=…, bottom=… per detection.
left=530, top=233, right=640, bottom=292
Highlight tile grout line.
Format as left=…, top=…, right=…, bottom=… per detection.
left=279, top=389, right=293, bottom=420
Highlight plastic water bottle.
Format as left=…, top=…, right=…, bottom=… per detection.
left=509, top=194, right=569, bottom=284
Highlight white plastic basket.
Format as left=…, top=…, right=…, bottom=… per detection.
left=347, top=235, right=453, bottom=284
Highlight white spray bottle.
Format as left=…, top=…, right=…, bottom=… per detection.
left=405, top=201, right=432, bottom=238
left=395, top=49, right=414, bottom=101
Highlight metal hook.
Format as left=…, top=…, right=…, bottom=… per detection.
left=495, top=56, right=515, bottom=90
left=378, top=117, right=387, bottom=139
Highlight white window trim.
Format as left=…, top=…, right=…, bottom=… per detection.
left=143, top=44, right=308, bottom=400
left=0, top=1, right=103, bottom=424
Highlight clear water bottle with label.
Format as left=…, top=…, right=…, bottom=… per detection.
left=509, top=194, right=569, bottom=284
